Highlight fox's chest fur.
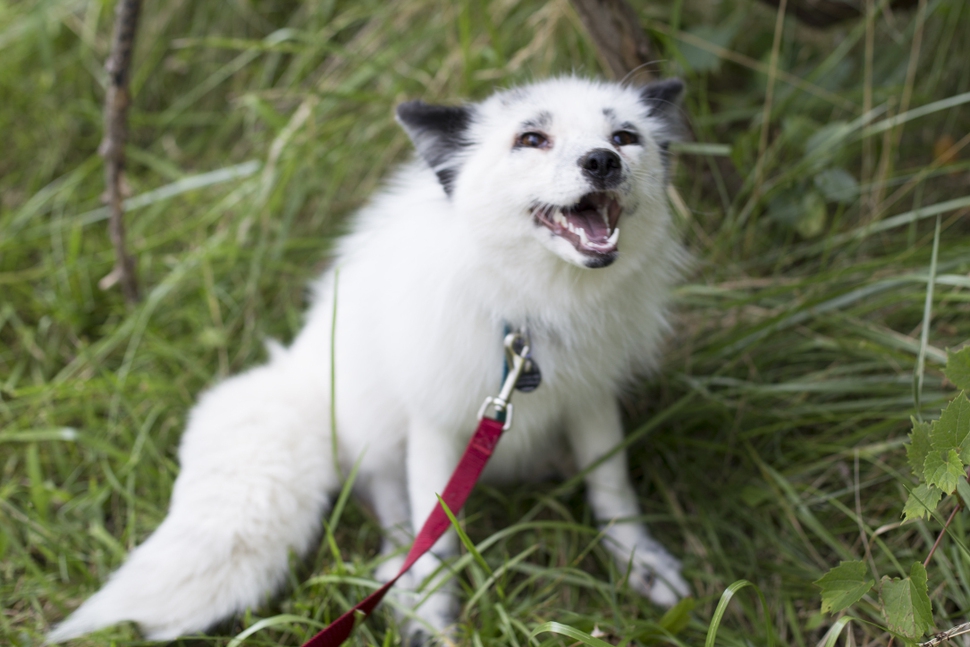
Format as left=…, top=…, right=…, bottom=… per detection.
left=285, top=162, right=680, bottom=482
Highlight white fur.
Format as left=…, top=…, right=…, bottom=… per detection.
left=48, top=77, right=690, bottom=644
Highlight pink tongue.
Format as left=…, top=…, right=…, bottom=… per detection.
left=569, top=209, right=610, bottom=241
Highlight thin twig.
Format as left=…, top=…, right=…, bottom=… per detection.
left=754, top=0, right=787, bottom=197
left=861, top=0, right=875, bottom=213
left=923, top=503, right=960, bottom=569
left=854, top=449, right=880, bottom=581
left=872, top=0, right=927, bottom=209
left=98, top=0, right=142, bottom=303
left=895, top=0, right=927, bottom=136
left=919, top=622, right=970, bottom=647
left=907, top=469, right=968, bottom=647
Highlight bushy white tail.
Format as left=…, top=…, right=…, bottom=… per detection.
left=48, top=355, right=337, bottom=642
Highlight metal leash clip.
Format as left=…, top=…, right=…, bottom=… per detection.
left=477, top=330, right=537, bottom=430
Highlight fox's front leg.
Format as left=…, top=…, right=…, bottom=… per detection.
left=565, top=393, right=689, bottom=607
left=400, top=418, right=462, bottom=643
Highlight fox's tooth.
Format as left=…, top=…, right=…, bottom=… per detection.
left=607, top=227, right=620, bottom=245
left=554, top=211, right=568, bottom=227
left=600, top=207, right=610, bottom=227
left=567, top=222, right=576, bottom=234
left=578, top=227, right=589, bottom=247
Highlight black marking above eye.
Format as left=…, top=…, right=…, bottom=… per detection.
left=515, top=131, right=550, bottom=149
left=611, top=131, right=640, bottom=146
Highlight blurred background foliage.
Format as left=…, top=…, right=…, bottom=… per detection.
left=1, top=0, right=969, bottom=645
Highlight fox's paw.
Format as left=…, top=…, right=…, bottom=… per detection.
left=624, top=538, right=690, bottom=607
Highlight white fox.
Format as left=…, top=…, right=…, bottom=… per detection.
left=49, top=76, right=690, bottom=644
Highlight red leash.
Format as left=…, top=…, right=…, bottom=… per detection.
left=301, top=415, right=505, bottom=647
left=300, top=331, right=537, bottom=647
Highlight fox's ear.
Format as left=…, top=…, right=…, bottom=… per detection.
left=396, top=101, right=474, bottom=196
left=639, top=78, right=685, bottom=115
left=638, top=78, right=685, bottom=135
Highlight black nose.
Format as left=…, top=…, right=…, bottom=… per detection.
left=579, top=149, right=622, bottom=187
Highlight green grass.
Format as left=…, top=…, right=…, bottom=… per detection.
left=2, top=0, right=969, bottom=645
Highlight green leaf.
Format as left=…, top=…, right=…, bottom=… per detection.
left=907, top=417, right=932, bottom=479
left=901, top=484, right=943, bottom=522
left=26, top=443, right=50, bottom=521
left=815, top=561, right=874, bottom=613
left=766, top=187, right=828, bottom=238
left=909, top=562, right=934, bottom=632
left=659, top=597, right=695, bottom=635
left=530, top=622, right=614, bottom=647
left=945, top=347, right=970, bottom=391
left=634, top=597, right=697, bottom=644
left=932, top=392, right=970, bottom=463
left=436, top=494, right=493, bottom=577
left=879, top=564, right=933, bottom=640
left=796, top=190, right=827, bottom=239
left=704, top=580, right=775, bottom=647
left=813, top=168, right=859, bottom=204
left=225, top=615, right=327, bottom=647
left=924, top=448, right=965, bottom=493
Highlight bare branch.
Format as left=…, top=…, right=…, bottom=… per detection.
left=567, top=0, right=657, bottom=81
left=99, top=0, right=142, bottom=303
left=919, top=622, right=970, bottom=647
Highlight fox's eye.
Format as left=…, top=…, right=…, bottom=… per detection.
left=611, top=131, right=640, bottom=146
left=516, top=132, right=550, bottom=149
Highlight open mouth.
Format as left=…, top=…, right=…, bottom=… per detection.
left=532, top=192, right=622, bottom=258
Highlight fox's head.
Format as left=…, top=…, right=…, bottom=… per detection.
left=396, top=77, right=685, bottom=270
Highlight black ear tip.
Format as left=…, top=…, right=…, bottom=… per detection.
left=665, top=78, right=685, bottom=95
left=640, top=78, right=686, bottom=107
left=395, top=100, right=472, bottom=133
left=395, top=100, right=425, bottom=125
